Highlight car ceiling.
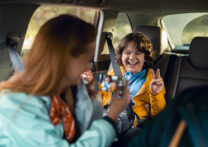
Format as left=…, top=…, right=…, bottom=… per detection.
left=1, top=0, right=208, bottom=27
left=0, top=0, right=207, bottom=47
left=0, top=0, right=208, bottom=13
left=0, top=0, right=207, bottom=79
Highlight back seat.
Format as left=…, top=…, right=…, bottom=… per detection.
left=166, top=37, right=208, bottom=101
left=133, top=26, right=208, bottom=103
left=155, top=37, right=208, bottom=102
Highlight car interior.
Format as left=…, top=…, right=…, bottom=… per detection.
left=0, top=0, right=208, bottom=144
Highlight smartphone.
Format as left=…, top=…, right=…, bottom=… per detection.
left=94, top=73, right=126, bottom=98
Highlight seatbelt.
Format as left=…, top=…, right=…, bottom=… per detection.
left=0, top=36, right=25, bottom=74
left=105, top=32, right=123, bottom=77
left=94, top=32, right=120, bottom=92
left=9, top=48, right=25, bottom=72
left=105, top=32, right=135, bottom=127
left=6, top=35, right=25, bottom=72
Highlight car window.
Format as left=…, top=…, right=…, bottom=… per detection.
left=101, top=12, right=132, bottom=54
left=22, top=5, right=97, bottom=52
left=100, top=12, right=132, bottom=72
left=113, top=12, right=132, bottom=49
left=162, top=13, right=208, bottom=50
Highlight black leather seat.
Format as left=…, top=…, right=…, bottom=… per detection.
left=167, top=37, right=208, bottom=101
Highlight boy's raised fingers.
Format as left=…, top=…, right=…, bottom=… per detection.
left=150, top=69, right=156, bottom=79
left=156, top=69, right=160, bottom=79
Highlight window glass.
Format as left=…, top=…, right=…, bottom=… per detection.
left=101, top=12, right=132, bottom=54
left=113, top=12, right=132, bottom=49
left=162, top=13, right=208, bottom=50
left=100, top=12, right=132, bottom=72
left=22, top=5, right=97, bottom=52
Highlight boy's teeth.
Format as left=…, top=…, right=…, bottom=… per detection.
left=129, top=63, right=137, bottom=65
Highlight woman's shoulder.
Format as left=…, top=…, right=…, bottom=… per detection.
left=0, top=89, right=28, bottom=97
left=0, top=90, right=50, bottom=111
left=0, top=90, right=51, bottom=128
left=0, top=90, right=29, bottom=104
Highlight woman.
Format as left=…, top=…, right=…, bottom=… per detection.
left=106, top=32, right=166, bottom=123
left=0, top=15, right=130, bottom=147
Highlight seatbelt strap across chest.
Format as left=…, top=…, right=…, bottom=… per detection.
left=105, top=32, right=123, bottom=77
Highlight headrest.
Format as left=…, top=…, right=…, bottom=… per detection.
left=189, top=37, right=208, bottom=69
left=133, top=26, right=166, bottom=58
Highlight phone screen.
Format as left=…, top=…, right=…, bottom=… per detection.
left=94, top=73, right=126, bottom=95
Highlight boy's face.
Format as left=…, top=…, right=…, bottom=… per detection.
left=121, top=41, right=145, bottom=74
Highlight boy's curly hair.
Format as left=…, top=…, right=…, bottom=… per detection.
left=116, top=32, right=155, bottom=69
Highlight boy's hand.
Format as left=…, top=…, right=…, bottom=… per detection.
left=150, top=69, right=164, bottom=95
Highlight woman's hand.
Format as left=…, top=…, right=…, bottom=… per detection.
left=150, top=69, right=164, bottom=95
left=81, top=70, right=94, bottom=84
left=107, top=81, right=130, bottom=122
left=81, top=70, right=97, bottom=99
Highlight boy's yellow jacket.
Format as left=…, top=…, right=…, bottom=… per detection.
left=102, top=66, right=166, bottom=119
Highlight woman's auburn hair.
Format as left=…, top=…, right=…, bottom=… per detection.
left=0, top=14, right=97, bottom=96
left=116, top=32, right=155, bottom=69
